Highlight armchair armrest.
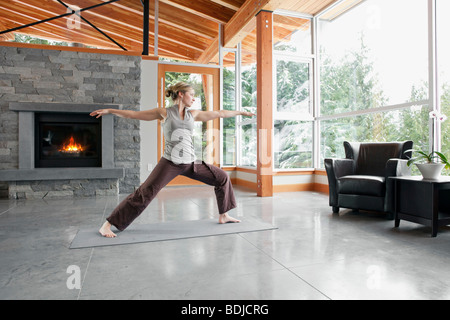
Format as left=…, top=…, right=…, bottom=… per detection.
left=385, top=158, right=410, bottom=214
left=324, top=158, right=355, bottom=207
left=324, top=158, right=355, bottom=179
left=385, top=158, right=411, bottom=178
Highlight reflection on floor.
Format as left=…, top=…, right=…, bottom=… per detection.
left=1, top=185, right=450, bottom=300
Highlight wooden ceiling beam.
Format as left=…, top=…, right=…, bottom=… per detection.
left=156, top=42, right=197, bottom=61
left=157, top=2, right=218, bottom=40
left=159, top=0, right=236, bottom=24
left=14, top=0, right=67, bottom=17
left=157, top=24, right=208, bottom=52
left=290, top=0, right=339, bottom=15
left=273, top=15, right=310, bottom=30
left=210, top=0, right=244, bottom=11
left=197, top=0, right=275, bottom=63
left=1, top=18, right=70, bottom=43
left=0, top=19, right=17, bottom=41
left=196, top=38, right=220, bottom=64
left=223, top=0, right=273, bottom=48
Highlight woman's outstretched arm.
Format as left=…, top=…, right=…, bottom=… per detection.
left=191, top=109, right=255, bottom=122
left=90, top=108, right=167, bottom=121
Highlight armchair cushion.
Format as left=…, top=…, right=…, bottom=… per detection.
left=338, top=175, right=385, bottom=197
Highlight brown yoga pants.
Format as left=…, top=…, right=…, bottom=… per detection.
left=107, top=157, right=237, bottom=231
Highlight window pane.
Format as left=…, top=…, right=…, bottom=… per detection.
left=319, top=0, right=428, bottom=116
left=240, top=123, right=257, bottom=167
left=241, top=63, right=257, bottom=114
left=276, top=59, right=311, bottom=114
left=320, top=105, right=429, bottom=167
left=223, top=52, right=236, bottom=166
left=274, top=120, right=313, bottom=169
left=273, top=15, right=311, bottom=56
left=437, top=0, right=450, bottom=176
left=239, top=61, right=257, bottom=167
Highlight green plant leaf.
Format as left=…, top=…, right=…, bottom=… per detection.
left=434, top=151, right=450, bottom=169
left=403, top=148, right=442, bottom=165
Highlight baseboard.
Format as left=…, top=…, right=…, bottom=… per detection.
left=167, top=174, right=329, bottom=195
left=233, top=179, right=329, bottom=195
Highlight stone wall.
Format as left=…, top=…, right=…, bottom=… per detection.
left=0, top=46, right=141, bottom=198
left=8, top=179, right=119, bottom=199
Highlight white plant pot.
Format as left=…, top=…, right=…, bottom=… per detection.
left=416, top=163, right=445, bottom=180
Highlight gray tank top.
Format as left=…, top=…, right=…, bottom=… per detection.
left=162, top=105, right=196, bottom=164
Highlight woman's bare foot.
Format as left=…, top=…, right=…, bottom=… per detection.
left=99, top=221, right=117, bottom=238
left=219, top=212, right=240, bottom=224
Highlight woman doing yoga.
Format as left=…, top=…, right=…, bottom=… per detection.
left=90, top=82, right=255, bottom=238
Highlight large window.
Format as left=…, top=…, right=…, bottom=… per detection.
left=224, top=0, right=448, bottom=177
left=273, top=13, right=314, bottom=170
left=230, top=13, right=314, bottom=170
left=321, top=105, right=430, bottom=159
left=318, top=0, right=430, bottom=165
left=437, top=0, right=450, bottom=175
left=319, top=0, right=428, bottom=113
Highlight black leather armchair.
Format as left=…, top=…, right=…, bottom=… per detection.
left=324, top=141, right=413, bottom=217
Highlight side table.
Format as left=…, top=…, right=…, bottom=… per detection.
left=391, top=176, right=450, bottom=237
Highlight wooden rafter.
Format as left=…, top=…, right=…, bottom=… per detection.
left=197, top=0, right=271, bottom=63
left=210, top=0, right=243, bottom=11
left=159, top=0, right=236, bottom=24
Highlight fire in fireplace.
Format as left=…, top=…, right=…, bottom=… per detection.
left=35, top=112, right=102, bottom=168
left=59, top=136, right=84, bottom=154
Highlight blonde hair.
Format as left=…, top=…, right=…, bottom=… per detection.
left=165, top=82, right=193, bottom=102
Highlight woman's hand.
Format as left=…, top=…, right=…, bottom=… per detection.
left=90, top=109, right=110, bottom=118
left=241, top=111, right=256, bottom=117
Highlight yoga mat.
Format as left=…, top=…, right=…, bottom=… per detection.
left=69, top=217, right=277, bottom=249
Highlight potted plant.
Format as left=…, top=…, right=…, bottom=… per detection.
left=405, top=111, right=449, bottom=179
left=405, top=149, right=449, bottom=179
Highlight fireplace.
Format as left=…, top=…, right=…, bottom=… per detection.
left=1, top=102, right=127, bottom=199
left=35, top=112, right=102, bottom=168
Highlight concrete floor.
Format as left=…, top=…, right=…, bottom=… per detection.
left=1, top=185, right=450, bottom=300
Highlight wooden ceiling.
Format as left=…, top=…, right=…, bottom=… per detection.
left=0, top=0, right=339, bottom=64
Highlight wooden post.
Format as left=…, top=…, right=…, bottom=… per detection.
left=256, top=10, right=273, bottom=197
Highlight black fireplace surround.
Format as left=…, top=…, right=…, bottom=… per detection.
left=0, top=102, right=124, bottom=184
left=35, top=112, right=101, bottom=168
